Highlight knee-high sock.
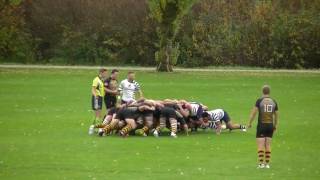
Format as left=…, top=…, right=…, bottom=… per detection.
left=94, top=124, right=105, bottom=128
left=141, top=126, right=149, bottom=133
left=155, top=125, right=161, bottom=132
left=258, top=150, right=265, bottom=164
left=120, top=124, right=132, bottom=135
left=159, top=120, right=166, bottom=129
left=103, top=121, right=117, bottom=134
left=265, top=151, right=271, bottom=164
left=170, top=120, right=177, bottom=133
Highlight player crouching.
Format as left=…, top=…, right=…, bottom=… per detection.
left=201, top=109, right=246, bottom=134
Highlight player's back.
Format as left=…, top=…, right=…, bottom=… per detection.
left=256, top=97, right=278, bottom=124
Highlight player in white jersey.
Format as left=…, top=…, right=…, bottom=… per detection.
left=118, top=71, right=143, bottom=104
left=201, top=109, right=246, bottom=135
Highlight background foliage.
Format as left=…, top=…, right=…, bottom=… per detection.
left=0, top=0, right=319, bottom=68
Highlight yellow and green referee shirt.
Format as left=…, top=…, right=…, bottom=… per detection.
left=92, top=76, right=105, bottom=97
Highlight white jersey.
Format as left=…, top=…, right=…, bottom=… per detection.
left=207, top=109, right=225, bottom=122
left=118, top=79, right=140, bottom=102
left=189, top=102, right=202, bottom=117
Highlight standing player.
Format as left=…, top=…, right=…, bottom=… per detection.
left=89, top=68, right=108, bottom=135
left=248, top=85, right=279, bottom=169
left=104, top=69, right=119, bottom=110
left=118, top=71, right=143, bottom=104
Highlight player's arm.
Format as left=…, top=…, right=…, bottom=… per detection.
left=177, top=104, right=190, bottom=118
left=105, top=85, right=117, bottom=95
left=215, top=121, right=222, bottom=135
left=273, top=110, right=279, bottom=131
left=248, top=107, right=258, bottom=128
left=138, top=89, right=143, bottom=99
left=118, top=80, right=124, bottom=96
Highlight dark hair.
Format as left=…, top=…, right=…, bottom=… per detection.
left=128, top=71, right=135, bottom=75
left=201, top=112, right=209, bottom=118
left=99, top=68, right=107, bottom=73
left=262, top=85, right=270, bottom=95
left=111, top=69, right=119, bottom=74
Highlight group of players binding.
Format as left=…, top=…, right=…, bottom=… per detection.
left=88, top=98, right=247, bottom=138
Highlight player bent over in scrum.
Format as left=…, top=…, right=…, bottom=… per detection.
left=98, top=108, right=132, bottom=136
left=201, top=109, right=246, bottom=135
left=248, top=85, right=279, bottom=169
left=156, top=104, right=181, bottom=138
left=135, top=100, right=163, bottom=136
left=183, top=101, right=207, bottom=132
left=119, top=105, right=155, bottom=137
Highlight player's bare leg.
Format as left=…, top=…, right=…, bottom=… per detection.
left=95, top=110, right=102, bottom=122
left=88, top=110, right=102, bottom=135
left=257, top=138, right=266, bottom=168
left=226, top=121, right=246, bottom=131
left=264, top=137, right=272, bottom=168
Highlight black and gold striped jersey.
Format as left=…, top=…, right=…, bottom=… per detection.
left=255, top=97, right=278, bottom=124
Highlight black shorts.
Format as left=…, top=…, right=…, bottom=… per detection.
left=256, top=123, right=274, bottom=138
left=221, top=110, right=231, bottom=123
left=107, top=107, right=118, bottom=116
left=104, top=94, right=117, bottom=109
left=115, top=108, right=136, bottom=120
left=160, top=107, right=177, bottom=120
left=92, top=96, right=103, bottom=110
left=142, top=110, right=154, bottom=120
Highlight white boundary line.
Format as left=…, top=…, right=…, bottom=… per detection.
left=0, top=64, right=319, bottom=74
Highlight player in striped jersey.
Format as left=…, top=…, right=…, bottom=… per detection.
left=201, top=109, right=246, bottom=135
left=118, top=71, right=143, bottom=105
left=183, top=101, right=208, bottom=132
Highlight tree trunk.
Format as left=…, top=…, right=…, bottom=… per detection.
left=156, top=44, right=173, bottom=72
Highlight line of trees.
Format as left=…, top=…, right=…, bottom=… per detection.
left=0, top=0, right=319, bottom=69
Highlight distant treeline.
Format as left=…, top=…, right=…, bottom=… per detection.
left=0, top=0, right=319, bottom=68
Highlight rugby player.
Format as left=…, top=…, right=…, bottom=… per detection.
left=248, top=85, right=279, bottom=169
left=88, top=68, right=108, bottom=135
left=104, top=69, right=119, bottom=110
left=201, top=109, right=246, bottom=135
left=118, top=71, right=143, bottom=105
left=98, top=102, right=155, bottom=137
left=183, top=101, right=208, bottom=132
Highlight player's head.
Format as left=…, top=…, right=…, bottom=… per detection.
left=262, top=85, right=271, bottom=95
left=127, top=71, right=135, bottom=81
left=99, top=68, right=108, bottom=79
left=111, top=69, right=119, bottom=79
left=201, top=111, right=210, bottom=122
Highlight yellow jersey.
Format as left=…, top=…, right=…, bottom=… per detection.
left=92, top=76, right=105, bottom=97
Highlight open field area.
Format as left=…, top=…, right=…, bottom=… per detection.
left=0, top=68, right=320, bottom=179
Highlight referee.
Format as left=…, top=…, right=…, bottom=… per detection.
left=248, top=85, right=279, bottom=169
left=91, top=68, right=108, bottom=122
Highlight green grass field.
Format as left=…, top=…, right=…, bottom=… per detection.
left=0, top=68, right=320, bottom=179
